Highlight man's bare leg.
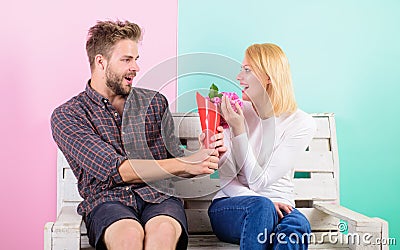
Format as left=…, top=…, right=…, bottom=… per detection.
left=144, top=215, right=182, bottom=250
left=103, top=218, right=144, bottom=250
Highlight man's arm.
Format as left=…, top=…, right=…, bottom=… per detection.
left=51, top=106, right=126, bottom=186
left=118, top=148, right=220, bottom=183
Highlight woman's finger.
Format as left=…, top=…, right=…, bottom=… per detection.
left=274, top=204, right=284, bottom=219
left=235, top=102, right=243, bottom=116
left=224, top=96, right=234, bottom=113
left=220, top=96, right=228, bottom=116
left=282, top=205, right=292, bottom=214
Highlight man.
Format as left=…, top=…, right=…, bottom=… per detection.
left=51, top=20, right=226, bottom=250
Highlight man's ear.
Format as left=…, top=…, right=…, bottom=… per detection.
left=95, top=54, right=106, bottom=70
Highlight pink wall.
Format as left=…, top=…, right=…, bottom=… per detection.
left=0, top=1, right=177, bottom=249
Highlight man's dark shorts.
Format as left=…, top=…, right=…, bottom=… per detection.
left=84, top=195, right=188, bottom=250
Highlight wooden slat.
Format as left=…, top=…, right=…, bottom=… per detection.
left=185, top=207, right=340, bottom=234
left=188, top=235, right=239, bottom=249
left=294, top=173, right=338, bottom=201
left=52, top=206, right=82, bottom=238
left=309, top=138, right=331, bottom=151
left=173, top=177, right=220, bottom=199
left=314, top=204, right=381, bottom=228
left=188, top=234, right=351, bottom=249
left=186, top=209, right=212, bottom=233
left=173, top=113, right=332, bottom=139
left=314, top=117, right=331, bottom=138
left=80, top=235, right=94, bottom=250
left=173, top=115, right=202, bottom=139
left=64, top=168, right=77, bottom=183
left=58, top=149, right=70, bottom=169
left=64, top=181, right=83, bottom=202
left=298, top=208, right=339, bottom=231
left=295, top=151, right=334, bottom=172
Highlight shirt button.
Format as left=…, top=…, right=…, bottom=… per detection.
left=125, top=187, right=129, bottom=191
left=114, top=112, right=118, bottom=117
left=103, top=99, right=108, bottom=104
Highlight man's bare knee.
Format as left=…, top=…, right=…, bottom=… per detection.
left=104, top=219, right=144, bottom=250
left=144, top=216, right=182, bottom=249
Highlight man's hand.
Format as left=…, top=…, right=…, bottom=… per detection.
left=182, top=148, right=220, bottom=175
left=274, top=202, right=293, bottom=220
left=199, top=126, right=228, bottom=158
left=199, top=126, right=227, bottom=158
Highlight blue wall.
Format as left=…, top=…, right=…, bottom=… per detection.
left=178, top=0, right=400, bottom=245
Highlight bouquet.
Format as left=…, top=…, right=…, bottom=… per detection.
left=206, top=83, right=243, bottom=128
left=196, top=84, right=243, bottom=148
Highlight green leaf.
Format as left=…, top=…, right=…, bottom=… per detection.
left=208, top=83, right=220, bottom=99
left=210, top=83, right=219, bottom=91
left=208, top=89, right=218, bottom=99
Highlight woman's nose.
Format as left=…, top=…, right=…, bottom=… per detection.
left=236, top=72, right=242, bottom=80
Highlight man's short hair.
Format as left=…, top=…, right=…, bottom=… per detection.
left=86, top=20, right=142, bottom=71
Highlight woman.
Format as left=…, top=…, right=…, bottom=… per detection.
left=208, top=43, right=316, bottom=250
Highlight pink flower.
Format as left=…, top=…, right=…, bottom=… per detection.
left=206, top=92, right=243, bottom=128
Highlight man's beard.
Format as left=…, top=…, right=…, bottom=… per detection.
left=105, top=66, right=131, bottom=96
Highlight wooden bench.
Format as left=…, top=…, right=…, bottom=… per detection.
left=44, top=113, right=388, bottom=250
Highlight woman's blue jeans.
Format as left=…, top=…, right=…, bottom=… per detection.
left=208, top=196, right=311, bottom=250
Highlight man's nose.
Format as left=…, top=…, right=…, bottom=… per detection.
left=130, top=61, right=140, bottom=72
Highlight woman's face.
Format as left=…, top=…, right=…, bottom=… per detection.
left=237, top=57, right=268, bottom=104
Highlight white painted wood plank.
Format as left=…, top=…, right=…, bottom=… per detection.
left=309, top=138, right=331, bottom=151
left=64, top=168, right=77, bottom=183
left=188, top=235, right=239, bottom=249
left=44, top=222, right=54, bottom=250
left=53, top=206, right=82, bottom=237
left=314, top=117, right=331, bottom=138
left=52, top=206, right=82, bottom=249
left=64, top=181, right=83, bottom=203
left=373, top=217, right=389, bottom=250
left=185, top=209, right=212, bottom=233
left=187, top=233, right=352, bottom=249
left=53, top=237, right=81, bottom=250
left=298, top=208, right=339, bottom=231
left=296, top=151, right=334, bottom=172
left=294, top=173, right=338, bottom=201
left=186, top=139, right=201, bottom=151
left=314, top=204, right=381, bottom=228
left=81, top=235, right=94, bottom=250
left=173, top=115, right=202, bottom=139
left=185, top=207, right=340, bottom=234
left=173, top=177, right=220, bottom=199
left=328, top=115, right=341, bottom=204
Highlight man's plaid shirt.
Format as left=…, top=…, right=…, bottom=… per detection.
left=51, top=82, right=183, bottom=217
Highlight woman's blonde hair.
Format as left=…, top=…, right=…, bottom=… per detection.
left=245, top=43, right=297, bottom=116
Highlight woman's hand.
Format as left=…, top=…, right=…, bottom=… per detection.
left=199, top=126, right=227, bottom=158
left=274, top=202, right=293, bottom=220
left=220, top=95, right=245, bottom=136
